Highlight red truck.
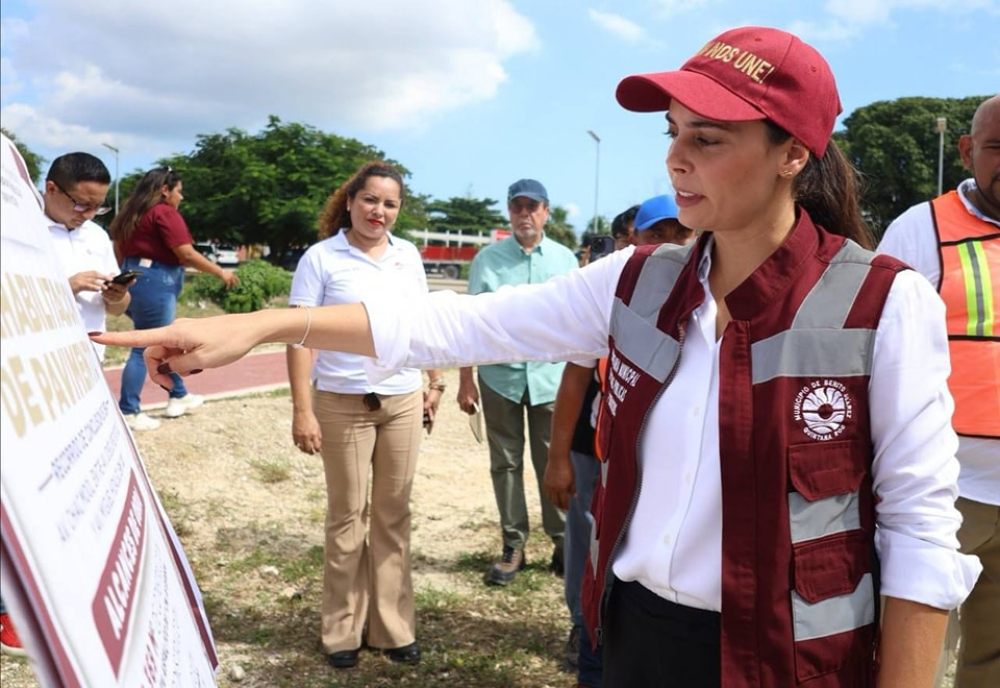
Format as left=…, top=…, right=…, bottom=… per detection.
left=415, top=229, right=509, bottom=279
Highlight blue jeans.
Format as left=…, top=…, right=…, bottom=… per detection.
left=566, top=449, right=603, bottom=686
left=565, top=450, right=600, bottom=625
left=118, top=258, right=188, bottom=415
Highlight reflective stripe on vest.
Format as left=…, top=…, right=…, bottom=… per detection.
left=609, top=243, right=690, bottom=381
left=755, top=242, right=878, bottom=384
left=932, top=191, right=1000, bottom=438
left=792, top=574, right=875, bottom=642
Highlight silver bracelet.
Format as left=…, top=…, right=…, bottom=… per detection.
left=291, top=307, right=311, bottom=349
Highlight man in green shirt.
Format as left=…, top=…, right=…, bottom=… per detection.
left=456, top=179, right=579, bottom=585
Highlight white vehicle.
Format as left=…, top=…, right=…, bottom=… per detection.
left=194, top=242, right=219, bottom=263
left=214, top=244, right=240, bottom=267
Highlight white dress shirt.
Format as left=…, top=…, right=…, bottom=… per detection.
left=47, top=218, right=120, bottom=362
left=365, top=240, right=981, bottom=611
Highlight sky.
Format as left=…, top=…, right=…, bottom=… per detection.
left=2, top=0, right=998, bottom=236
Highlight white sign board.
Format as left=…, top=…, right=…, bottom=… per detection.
left=0, top=135, right=218, bottom=687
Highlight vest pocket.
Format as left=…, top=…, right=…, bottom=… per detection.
left=790, top=534, right=875, bottom=681
left=787, top=439, right=864, bottom=500
left=787, top=441, right=875, bottom=682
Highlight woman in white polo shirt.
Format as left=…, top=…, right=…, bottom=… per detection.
left=286, top=161, right=443, bottom=670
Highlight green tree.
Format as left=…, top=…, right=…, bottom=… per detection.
left=546, top=206, right=579, bottom=249
left=580, top=215, right=609, bottom=237
left=119, top=116, right=426, bottom=262
left=426, top=196, right=507, bottom=235
left=2, top=127, right=47, bottom=182
left=835, top=95, right=987, bottom=237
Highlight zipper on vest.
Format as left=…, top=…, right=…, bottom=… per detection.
left=596, top=322, right=687, bottom=645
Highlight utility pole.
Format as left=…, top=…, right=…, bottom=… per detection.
left=936, top=117, right=947, bottom=197
left=587, top=130, right=601, bottom=235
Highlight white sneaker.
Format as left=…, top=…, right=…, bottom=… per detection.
left=125, top=412, right=161, bottom=431
left=164, top=393, right=204, bottom=418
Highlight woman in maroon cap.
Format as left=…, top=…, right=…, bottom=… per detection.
left=95, top=26, right=978, bottom=688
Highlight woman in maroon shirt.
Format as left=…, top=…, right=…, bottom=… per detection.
left=109, top=167, right=239, bottom=431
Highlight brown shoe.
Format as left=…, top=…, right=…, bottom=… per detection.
left=484, top=546, right=525, bottom=585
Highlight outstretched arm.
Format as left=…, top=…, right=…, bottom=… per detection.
left=91, top=304, right=374, bottom=389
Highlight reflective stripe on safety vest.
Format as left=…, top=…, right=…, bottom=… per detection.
left=931, top=191, right=1000, bottom=438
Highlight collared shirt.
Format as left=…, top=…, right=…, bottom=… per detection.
left=47, top=217, right=119, bottom=362
left=365, top=240, right=981, bottom=611
left=878, top=178, right=999, bottom=506
left=290, top=230, right=426, bottom=395
left=466, top=234, right=579, bottom=404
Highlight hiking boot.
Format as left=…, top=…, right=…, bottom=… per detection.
left=0, top=612, right=25, bottom=656
left=125, top=412, right=161, bottom=431
left=484, top=546, right=525, bottom=585
left=165, top=393, right=204, bottom=418
left=564, top=624, right=581, bottom=670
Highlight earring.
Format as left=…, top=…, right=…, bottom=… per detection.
left=781, top=170, right=793, bottom=178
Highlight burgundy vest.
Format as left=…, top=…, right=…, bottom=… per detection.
left=583, top=213, right=908, bottom=686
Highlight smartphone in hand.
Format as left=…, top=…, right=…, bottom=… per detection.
left=109, top=270, right=141, bottom=285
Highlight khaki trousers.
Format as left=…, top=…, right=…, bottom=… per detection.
left=953, top=497, right=1000, bottom=688
left=479, top=377, right=565, bottom=552
left=313, top=389, right=423, bottom=653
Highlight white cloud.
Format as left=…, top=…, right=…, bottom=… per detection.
left=1, top=0, right=539, bottom=149
left=0, top=57, right=20, bottom=96
left=804, top=0, right=998, bottom=39
left=651, top=0, right=715, bottom=13
left=588, top=10, right=648, bottom=43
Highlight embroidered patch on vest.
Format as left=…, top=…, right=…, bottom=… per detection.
left=793, top=380, right=854, bottom=441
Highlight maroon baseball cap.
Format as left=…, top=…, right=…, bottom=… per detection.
left=616, top=26, right=841, bottom=157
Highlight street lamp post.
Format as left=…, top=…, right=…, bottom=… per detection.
left=936, top=117, right=947, bottom=197
left=587, top=130, right=601, bottom=235
left=101, top=143, right=120, bottom=214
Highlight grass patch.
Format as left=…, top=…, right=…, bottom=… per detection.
left=156, top=487, right=194, bottom=537
left=249, top=457, right=292, bottom=483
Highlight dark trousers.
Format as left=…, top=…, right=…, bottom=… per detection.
left=603, top=579, right=721, bottom=688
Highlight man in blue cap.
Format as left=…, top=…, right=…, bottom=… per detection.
left=632, top=194, right=694, bottom=246
left=456, top=178, right=579, bottom=585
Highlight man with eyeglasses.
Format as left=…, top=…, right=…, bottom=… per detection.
left=43, top=152, right=131, bottom=363
left=457, top=178, right=579, bottom=586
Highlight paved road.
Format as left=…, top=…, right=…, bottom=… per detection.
left=103, top=348, right=292, bottom=410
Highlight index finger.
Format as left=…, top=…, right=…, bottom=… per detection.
left=91, top=327, right=178, bottom=350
